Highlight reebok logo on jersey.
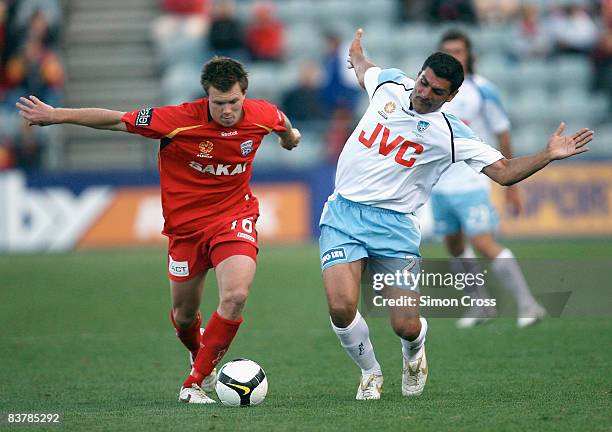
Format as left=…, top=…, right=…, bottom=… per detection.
left=189, top=161, right=248, bottom=176
left=169, top=256, right=189, bottom=277
left=221, top=130, right=238, bottom=137
left=321, top=247, right=346, bottom=266
left=135, top=108, right=154, bottom=126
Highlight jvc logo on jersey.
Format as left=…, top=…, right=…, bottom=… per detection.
left=358, top=123, right=424, bottom=168
left=321, top=247, right=347, bottom=266
left=135, top=108, right=154, bottom=126
left=189, top=162, right=248, bottom=176
left=169, top=256, right=189, bottom=277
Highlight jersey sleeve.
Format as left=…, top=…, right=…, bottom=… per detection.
left=364, top=67, right=414, bottom=100
left=445, top=112, right=504, bottom=172
left=253, top=100, right=288, bottom=133
left=121, top=105, right=191, bottom=139
left=477, top=80, right=511, bottom=134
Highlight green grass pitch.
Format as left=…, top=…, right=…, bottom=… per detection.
left=1, top=240, right=610, bottom=431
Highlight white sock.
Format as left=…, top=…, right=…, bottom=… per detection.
left=331, top=311, right=382, bottom=376
left=451, top=246, right=492, bottom=301
left=401, top=317, right=428, bottom=361
left=491, top=248, right=538, bottom=311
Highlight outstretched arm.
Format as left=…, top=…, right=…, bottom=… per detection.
left=497, top=130, right=523, bottom=214
left=274, top=113, right=301, bottom=151
left=483, top=123, right=594, bottom=186
left=16, top=95, right=128, bottom=132
left=348, top=28, right=377, bottom=89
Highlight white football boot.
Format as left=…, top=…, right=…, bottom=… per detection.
left=402, top=348, right=428, bottom=397
left=517, top=303, right=546, bottom=328
left=189, top=328, right=217, bottom=393
left=456, top=305, right=497, bottom=329
left=355, top=374, right=383, bottom=400
left=178, top=383, right=216, bottom=404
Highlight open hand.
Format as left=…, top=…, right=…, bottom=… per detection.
left=347, top=28, right=364, bottom=69
left=546, top=122, right=594, bottom=161
left=16, top=95, right=56, bottom=126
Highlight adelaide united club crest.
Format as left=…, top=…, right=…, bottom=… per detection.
left=197, top=140, right=214, bottom=158
left=240, top=140, right=253, bottom=156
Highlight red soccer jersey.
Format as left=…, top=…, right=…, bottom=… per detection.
left=122, top=98, right=286, bottom=235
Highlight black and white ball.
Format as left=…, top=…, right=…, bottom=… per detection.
left=215, top=359, right=268, bottom=407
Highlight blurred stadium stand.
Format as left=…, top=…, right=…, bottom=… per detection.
left=2, top=0, right=611, bottom=172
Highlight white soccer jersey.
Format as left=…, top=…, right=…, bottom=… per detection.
left=333, top=67, right=503, bottom=214
left=433, top=74, right=511, bottom=194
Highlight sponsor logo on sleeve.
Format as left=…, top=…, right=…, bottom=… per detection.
left=169, top=255, right=189, bottom=277
left=135, top=108, right=154, bottom=126
left=237, top=232, right=255, bottom=242
left=321, top=247, right=347, bottom=266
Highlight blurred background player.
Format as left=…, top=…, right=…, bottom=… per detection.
left=430, top=29, right=546, bottom=328
left=16, top=56, right=301, bottom=404
left=319, top=29, right=593, bottom=401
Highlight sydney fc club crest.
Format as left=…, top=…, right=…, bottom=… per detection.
left=416, top=120, right=430, bottom=133
left=240, top=140, right=253, bottom=156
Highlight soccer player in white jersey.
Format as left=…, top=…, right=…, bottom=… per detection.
left=431, top=29, right=545, bottom=329
left=319, top=29, right=593, bottom=400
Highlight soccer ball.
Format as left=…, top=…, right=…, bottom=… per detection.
left=215, top=358, right=268, bottom=407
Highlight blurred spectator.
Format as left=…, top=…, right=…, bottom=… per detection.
left=428, top=0, right=477, bottom=24
left=281, top=62, right=324, bottom=122
left=591, top=3, right=612, bottom=112
left=12, top=0, right=60, bottom=30
left=396, top=0, right=430, bottom=22
left=152, top=0, right=210, bottom=66
left=325, top=106, right=354, bottom=162
left=208, top=0, right=246, bottom=60
left=4, top=13, right=64, bottom=107
left=0, top=0, right=5, bottom=55
left=473, top=0, right=520, bottom=23
left=546, top=3, right=598, bottom=55
left=245, top=1, right=285, bottom=62
left=320, top=32, right=361, bottom=117
left=1, top=6, right=64, bottom=170
left=10, top=0, right=60, bottom=48
left=508, top=4, right=552, bottom=61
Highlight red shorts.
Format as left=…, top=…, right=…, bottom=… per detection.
left=166, top=210, right=259, bottom=281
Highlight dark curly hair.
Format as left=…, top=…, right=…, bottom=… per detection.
left=420, top=52, right=464, bottom=94
left=200, top=57, right=249, bottom=94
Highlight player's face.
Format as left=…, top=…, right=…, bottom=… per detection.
left=411, top=68, right=457, bottom=114
left=440, top=39, right=469, bottom=72
left=208, top=83, right=246, bottom=127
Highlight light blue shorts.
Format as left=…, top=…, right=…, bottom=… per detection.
left=319, top=194, right=421, bottom=284
left=431, top=190, right=499, bottom=237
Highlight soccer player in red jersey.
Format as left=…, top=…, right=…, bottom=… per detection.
left=16, top=57, right=301, bottom=404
